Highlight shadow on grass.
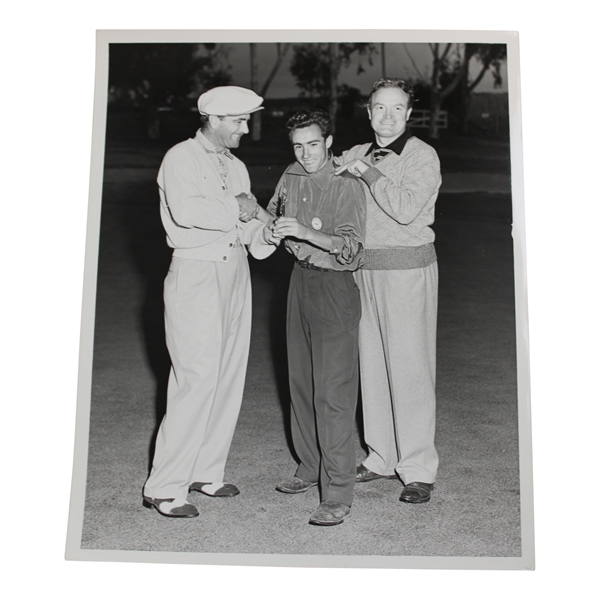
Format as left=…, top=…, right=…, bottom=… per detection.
left=109, top=179, right=172, bottom=472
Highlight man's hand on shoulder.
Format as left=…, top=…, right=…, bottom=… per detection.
left=334, top=159, right=369, bottom=178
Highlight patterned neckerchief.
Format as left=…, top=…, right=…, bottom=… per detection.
left=365, top=127, right=413, bottom=162
left=194, top=130, right=233, bottom=190
left=205, top=147, right=233, bottom=160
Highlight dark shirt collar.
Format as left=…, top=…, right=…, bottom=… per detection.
left=365, top=126, right=413, bottom=157
left=287, top=156, right=334, bottom=190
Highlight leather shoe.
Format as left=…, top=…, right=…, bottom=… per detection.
left=399, top=482, right=433, bottom=504
left=276, top=477, right=318, bottom=494
left=356, top=463, right=396, bottom=483
left=189, top=482, right=240, bottom=497
left=143, top=496, right=199, bottom=518
left=309, top=500, right=350, bottom=526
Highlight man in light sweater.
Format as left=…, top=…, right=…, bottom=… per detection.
left=335, top=78, right=442, bottom=504
left=143, top=86, right=279, bottom=518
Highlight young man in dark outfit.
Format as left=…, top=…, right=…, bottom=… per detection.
left=266, top=109, right=365, bottom=526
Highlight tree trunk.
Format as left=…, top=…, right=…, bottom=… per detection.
left=250, top=43, right=261, bottom=141
left=249, top=43, right=290, bottom=142
left=429, top=95, right=440, bottom=139
left=460, top=45, right=479, bottom=133
left=429, top=44, right=441, bottom=139
left=428, top=43, right=469, bottom=138
left=147, top=106, right=160, bottom=140
left=260, top=43, right=289, bottom=97
left=460, top=63, right=471, bottom=133
left=251, top=110, right=262, bottom=142
left=328, top=43, right=340, bottom=125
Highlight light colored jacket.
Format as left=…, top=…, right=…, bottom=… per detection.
left=158, top=129, right=273, bottom=261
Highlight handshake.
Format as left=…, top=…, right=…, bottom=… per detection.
left=235, top=192, right=260, bottom=223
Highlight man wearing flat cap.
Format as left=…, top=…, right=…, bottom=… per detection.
left=143, top=86, right=279, bottom=518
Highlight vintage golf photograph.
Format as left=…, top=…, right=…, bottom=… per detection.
left=65, top=29, right=532, bottom=569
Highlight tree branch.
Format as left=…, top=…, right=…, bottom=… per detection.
left=440, top=43, right=452, bottom=63
left=259, top=43, right=290, bottom=97
left=439, top=57, right=469, bottom=100
left=403, top=43, right=425, bottom=80
left=468, top=61, right=490, bottom=93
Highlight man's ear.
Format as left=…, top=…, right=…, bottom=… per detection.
left=325, top=135, right=333, bottom=150
left=407, top=107, right=413, bottom=121
left=208, top=114, right=221, bottom=129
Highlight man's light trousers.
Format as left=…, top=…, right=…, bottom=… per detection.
left=144, top=244, right=251, bottom=502
left=355, top=263, right=439, bottom=485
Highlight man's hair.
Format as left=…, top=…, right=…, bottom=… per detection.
left=286, top=108, right=333, bottom=139
left=199, top=113, right=210, bottom=129
left=364, top=78, right=415, bottom=109
left=199, top=113, right=230, bottom=130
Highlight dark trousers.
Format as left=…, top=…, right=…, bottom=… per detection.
left=286, top=262, right=361, bottom=506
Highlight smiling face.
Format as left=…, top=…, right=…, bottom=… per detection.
left=209, top=114, right=251, bottom=149
left=367, top=86, right=413, bottom=145
left=290, top=124, right=332, bottom=174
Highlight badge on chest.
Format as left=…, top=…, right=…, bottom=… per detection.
left=311, top=217, right=323, bottom=231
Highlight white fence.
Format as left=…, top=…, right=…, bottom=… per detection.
left=409, top=109, right=448, bottom=129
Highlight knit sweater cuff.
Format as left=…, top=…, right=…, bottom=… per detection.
left=361, top=166, right=384, bottom=186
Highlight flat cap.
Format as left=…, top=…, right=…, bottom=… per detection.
left=198, top=86, right=264, bottom=116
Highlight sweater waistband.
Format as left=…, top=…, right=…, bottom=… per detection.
left=362, top=244, right=436, bottom=270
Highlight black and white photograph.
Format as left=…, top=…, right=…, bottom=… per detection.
left=63, top=29, right=532, bottom=569
left=3, top=2, right=598, bottom=595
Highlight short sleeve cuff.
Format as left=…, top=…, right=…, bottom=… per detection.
left=331, top=233, right=360, bottom=264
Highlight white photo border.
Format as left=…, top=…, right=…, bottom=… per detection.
left=65, top=28, right=532, bottom=570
